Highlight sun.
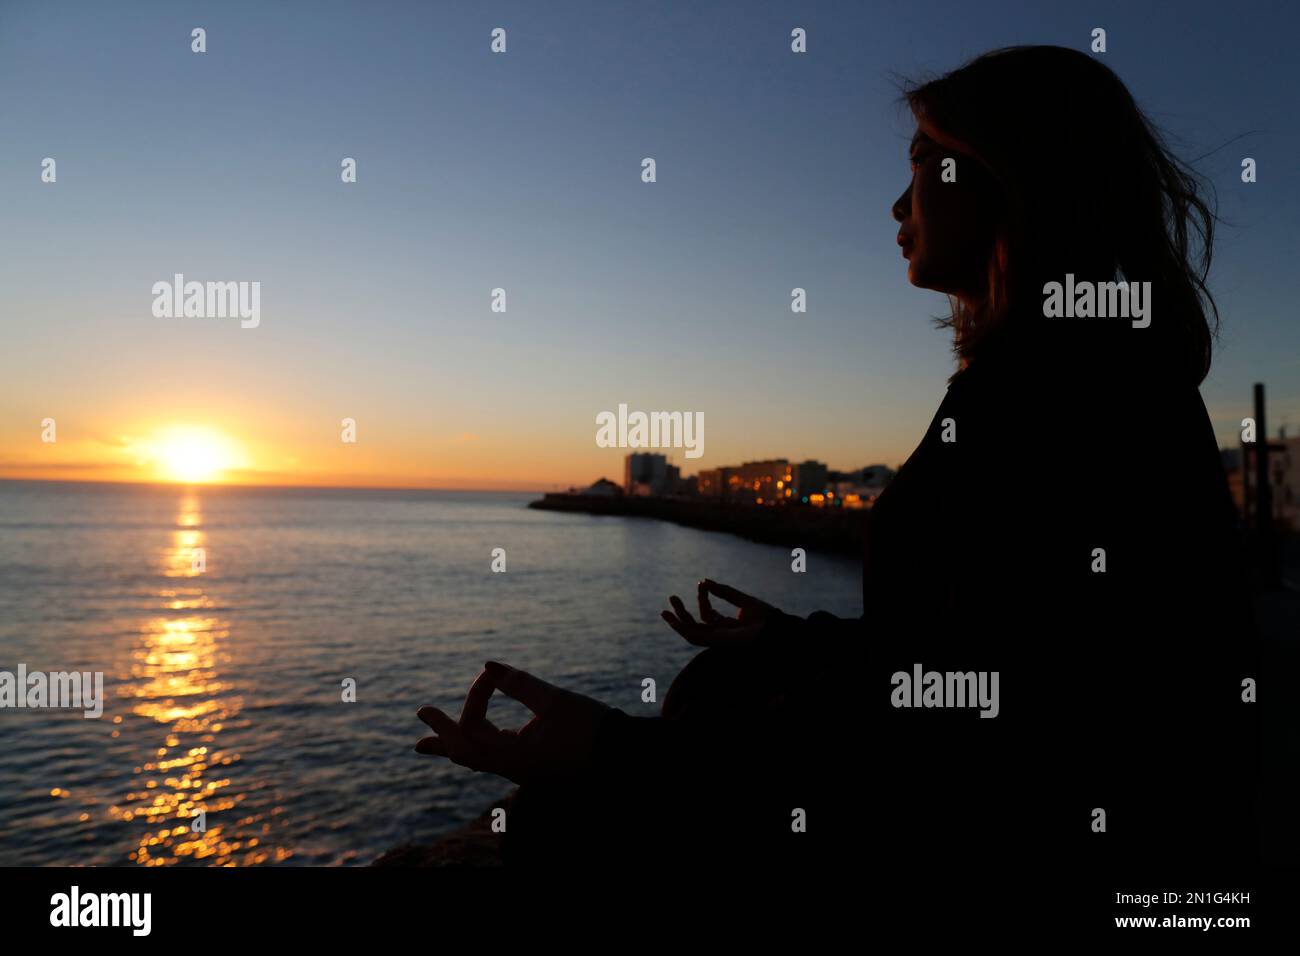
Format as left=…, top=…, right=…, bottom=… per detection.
left=151, top=427, right=242, bottom=484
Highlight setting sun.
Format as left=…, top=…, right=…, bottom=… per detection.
left=150, top=427, right=244, bottom=484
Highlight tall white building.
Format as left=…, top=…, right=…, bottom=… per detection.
left=624, top=452, right=670, bottom=496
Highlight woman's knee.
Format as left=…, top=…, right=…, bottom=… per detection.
left=661, top=643, right=772, bottom=720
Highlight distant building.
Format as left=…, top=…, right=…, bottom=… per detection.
left=697, top=466, right=737, bottom=498
left=732, top=459, right=790, bottom=504
left=1227, top=434, right=1300, bottom=531
left=862, top=464, right=897, bottom=487
left=624, top=452, right=671, bottom=496
left=793, top=460, right=828, bottom=500
left=823, top=463, right=896, bottom=508
left=581, top=477, right=623, bottom=496
left=697, top=459, right=805, bottom=504
left=696, top=458, right=893, bottom=505
left=695, top=459, right=895, bottom=506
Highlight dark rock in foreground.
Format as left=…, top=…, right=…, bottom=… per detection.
left=372, top=792, right=513, bottom=867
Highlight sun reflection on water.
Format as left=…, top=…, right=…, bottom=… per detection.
left=109, top=494, right=291, bottom=866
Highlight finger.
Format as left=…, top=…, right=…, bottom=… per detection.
left=698, top=580, right=723, bottom=623
left=697, top=581, right=740, bottom=627
left=661, top=609, right=693, bottom=640
left=462, top=717, right=505, bottom=742
left=460, top=669, right=496, bottom=727
left=484, top=661, right=556, bottom=716
left=669, top=595, right=698, bottom=628
left=670, top=595, right=716, bottom=645
left=414, top=735, right=448, bottom=756
left=417, top=705, right=467, bottom=751
left=419, top=706, right=506, bottom=775
left=459, top=720, right=516, bottom=776
left=703, top=579, right=770, bottom=612
left=662, top=608, right=712, bottom=647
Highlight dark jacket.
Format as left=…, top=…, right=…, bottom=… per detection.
left=545, top=320, right=1261, bottom=874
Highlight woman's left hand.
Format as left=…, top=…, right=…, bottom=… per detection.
left=661, top=579, right=779, bottom=647
left=415, top=661, right=611, bottom=786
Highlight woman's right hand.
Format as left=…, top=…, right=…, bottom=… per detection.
left=661, top=579, right=779, bottom=647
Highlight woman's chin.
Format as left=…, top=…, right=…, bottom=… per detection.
left=903, top=256, right=932, bottom=288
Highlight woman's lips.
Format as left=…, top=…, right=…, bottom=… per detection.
left=898, top=236, right=913, bottom=258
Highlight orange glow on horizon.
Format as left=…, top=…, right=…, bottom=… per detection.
left=0, top=414, right=587, bottom=491
left=1, top=410, right=857, bottom=492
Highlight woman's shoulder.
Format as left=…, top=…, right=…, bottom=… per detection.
left=962, top=323, right=1201, bottom=412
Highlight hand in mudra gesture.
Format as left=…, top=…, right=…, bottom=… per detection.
left=660, top=579, right=779, bottom=647
left=415, top=661, right=610, bottom=786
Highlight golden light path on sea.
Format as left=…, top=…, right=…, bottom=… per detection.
left=106, top=494, right=291, bottom=866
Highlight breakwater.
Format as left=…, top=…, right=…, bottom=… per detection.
left=528, top=493, right=868, bottom=555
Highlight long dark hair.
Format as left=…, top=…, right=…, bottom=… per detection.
left=903, top=45, right=1219, bottom=386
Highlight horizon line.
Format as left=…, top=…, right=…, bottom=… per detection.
left=0, top=475, right=556, bottom=495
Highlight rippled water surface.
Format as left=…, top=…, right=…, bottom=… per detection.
left=0, top=480, right=859, bottom=865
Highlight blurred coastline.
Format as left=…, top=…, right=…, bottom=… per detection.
left=530, top=491, right=869, bottom=554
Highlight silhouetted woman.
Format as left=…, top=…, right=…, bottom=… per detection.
left=415, top=46, right=1260, bottom=882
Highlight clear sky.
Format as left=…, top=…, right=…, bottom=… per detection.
left=2, top=0, right=1297, bottom=490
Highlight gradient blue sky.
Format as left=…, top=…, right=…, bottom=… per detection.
left=2, top=0, right=1297, bottom=489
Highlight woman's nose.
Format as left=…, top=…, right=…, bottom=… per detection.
left=891, top=184, right=911, bottom=223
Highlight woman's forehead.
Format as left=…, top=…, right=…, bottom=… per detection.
left=911, top=117, right=995, bottom=177
left=913, top=118, right=967, bottom=154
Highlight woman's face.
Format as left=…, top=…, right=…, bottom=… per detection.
left=892, top=119, right=1001, bottom=300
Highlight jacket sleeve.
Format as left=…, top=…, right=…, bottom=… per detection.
left=752, top=608, right=863, bottom=672
left=590, top=685, right=777, bottom=784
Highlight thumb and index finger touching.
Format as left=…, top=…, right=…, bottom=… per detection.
left=482, top=660, right=556, bottom=716
left=418, top=663, right=555, bottom=741
left=416, top=662, right=556, bottom=770
left=700, top=578, right=772, bottom=614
